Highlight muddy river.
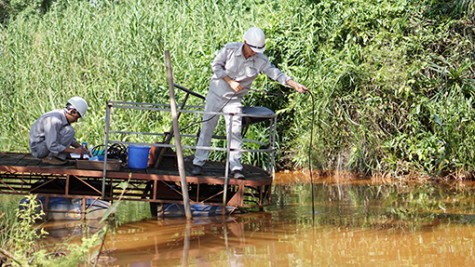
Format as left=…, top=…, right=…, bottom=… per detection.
left=43, top=173, right=475, bottom=266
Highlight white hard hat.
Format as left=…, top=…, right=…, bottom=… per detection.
left=244, top=27, right=266, bottom=53
left=67, top=96, right=88, bottom=117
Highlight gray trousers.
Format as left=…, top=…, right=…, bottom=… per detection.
left=30, top=126, right=75, bottom=160
left=193, top=84, right=244, bottom=171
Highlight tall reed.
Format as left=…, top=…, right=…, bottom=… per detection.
left=1, top=0, right=474, bottom=178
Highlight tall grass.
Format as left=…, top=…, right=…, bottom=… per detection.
left=1, top=0, right=474, bottom=178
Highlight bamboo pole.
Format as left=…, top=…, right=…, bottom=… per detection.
left=165, top=50, right=192, bottom=219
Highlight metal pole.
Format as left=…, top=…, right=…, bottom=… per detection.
left=165, top=50, right=192, bottom=219
left=223, top=114, right=232, bottom=206
left=102, top=102, right=111, bottom=198
left=271, top=116, right=277, bottom=180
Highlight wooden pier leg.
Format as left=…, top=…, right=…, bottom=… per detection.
left=65, top=175, right=70, bottom=197
left=196, top=184, right=200, bottom=202
left=44, top=196, right=50, bottom=217
left=150, top=202, right=158, bottom=217
left=259, top=186, right=266, bottom=211
left=152, top=180, right=157, bottom=202
left=82, top=196, right=86, bottom=220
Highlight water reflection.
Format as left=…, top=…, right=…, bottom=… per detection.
left=43, top=220, right=103, bottom=239
left=41, top=175, right=475, bottom=267
left=98, top=212, right=475, bottom=267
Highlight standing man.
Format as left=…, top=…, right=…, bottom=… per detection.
left=192, top=26, right=308, bottom=179
left=29, top=96, right=90, bottom=165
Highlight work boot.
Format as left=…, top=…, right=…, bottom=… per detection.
left=191, top=165, right=203, bottom=175
left=42, top=156, right=68, bottom=166
left=231, top=170, right=245, bottom=179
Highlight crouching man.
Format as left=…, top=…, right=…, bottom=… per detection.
left=29, top=96, right=90, bottom=165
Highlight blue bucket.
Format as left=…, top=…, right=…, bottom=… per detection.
left=127, top=145, right=151, bottom=169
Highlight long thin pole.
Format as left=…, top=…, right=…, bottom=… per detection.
left=165, top=50, right=192, bottom=219
left=308, top=91, right=316, bottom=221
left=222, top=114, right=232, bottom=207
left=102, top=102, right=111, bottom=198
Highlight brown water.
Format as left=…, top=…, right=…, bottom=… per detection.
left=94, top=214, right=475, bottom=267
left=43, top=173, right=475, bottom=267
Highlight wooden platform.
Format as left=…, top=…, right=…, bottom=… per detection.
left=0, top=152, right=273, bottom=211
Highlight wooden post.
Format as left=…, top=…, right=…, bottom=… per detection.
left=165, top=50, right=192, bottom=219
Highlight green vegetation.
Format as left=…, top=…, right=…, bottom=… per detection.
left=0, top=195, right=105, bottom=266
left=0, top=180, right=148, bottom=266
left=1, top=0, right=474, bottom=179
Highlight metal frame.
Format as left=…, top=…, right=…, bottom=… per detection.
left=101, top=84, right=277, bottom=207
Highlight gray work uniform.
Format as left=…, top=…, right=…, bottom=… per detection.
left=193, top=42, right=291, bottom=171
left=29, top=109, right=76, bottom=160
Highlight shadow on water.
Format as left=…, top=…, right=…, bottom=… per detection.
left=44, top=174, right=475, bottom=266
